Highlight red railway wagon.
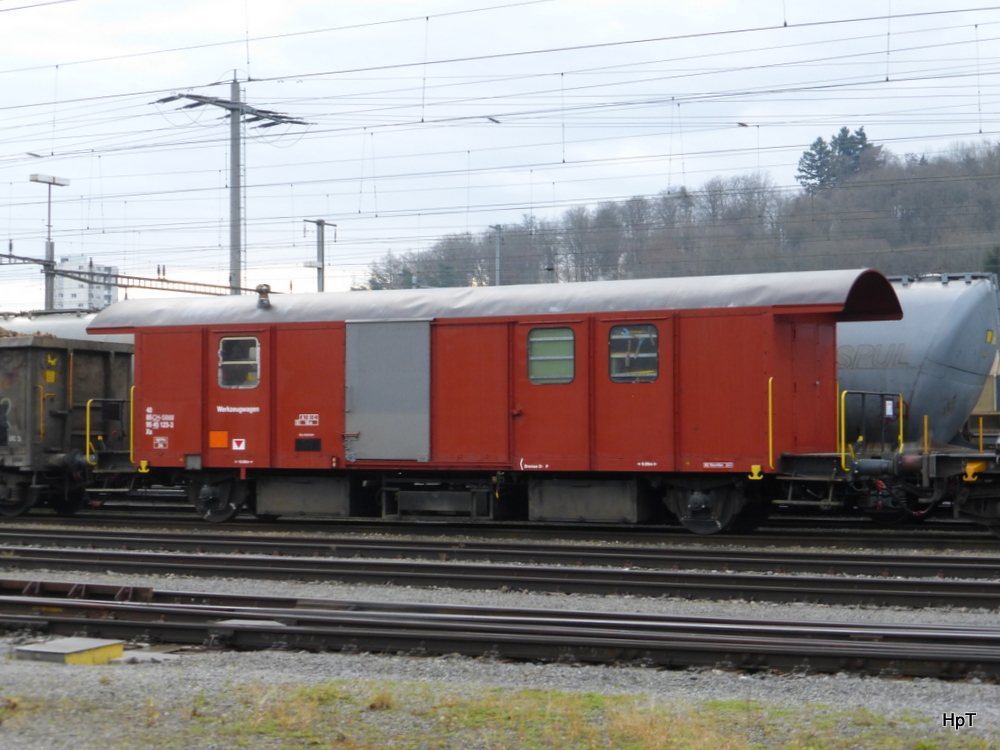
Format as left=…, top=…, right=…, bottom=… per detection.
left=88, top=268, right=901, bottom=532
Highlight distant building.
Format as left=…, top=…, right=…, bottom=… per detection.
left=54, top=256, right=119, bottom=311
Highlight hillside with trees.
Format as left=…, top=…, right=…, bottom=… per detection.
left=356, top=132, right=1000, bottom=289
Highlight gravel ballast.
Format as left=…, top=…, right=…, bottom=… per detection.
left=0, top=567, right=998, bottom=747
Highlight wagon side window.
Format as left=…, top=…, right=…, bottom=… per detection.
left=609, top=324, right=658, bottom=383
left=219, top=336, right=260, bottom=389
left=527, top=327, right=574, bottom=384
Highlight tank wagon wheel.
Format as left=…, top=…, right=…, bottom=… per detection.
left=0, top=484, right=39, bottom=518
left=188, top=478, right=250, bottom=523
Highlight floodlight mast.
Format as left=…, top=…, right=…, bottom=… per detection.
left=229, top=79, right=240, bottom=297
left=304, top=219, right=336, bottom=292
left=29, top=173, right=69, bottom=310
left=153, top=80, right=309, bottom=295
left=489, top=224, right=503, bottom=286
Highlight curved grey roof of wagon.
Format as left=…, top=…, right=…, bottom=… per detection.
left=88, top=269, right=900, bottom=331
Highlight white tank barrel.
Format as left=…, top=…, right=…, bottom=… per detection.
left=837, top=274, right=999, bottom=445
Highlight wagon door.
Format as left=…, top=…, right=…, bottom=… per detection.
left=512, top=321, right=590, bottom=471
left=344, top=321, right=430, bottom=462
left=593, top=318, right=675, bottom=472
left=774, top=315, right=837, bottom=454
left=204, top=329, right=271, bottom=468
left=273, top=325, right=345, bottom=469
left=676, top=313, right=770, bottom=470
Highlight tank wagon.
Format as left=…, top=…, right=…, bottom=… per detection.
left=87, top=268, right=909, bottom=533
left=835, top=273, right=1000, bottom=522
left=839, top=274, right=999, bottom=447
left=0, top=311, right=134, bottom=517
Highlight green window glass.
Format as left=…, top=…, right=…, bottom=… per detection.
left=219, top=336, right=260, bottom=389
left=528, top=327, right=574, bottom=384
left=609, top=324, right=658, bottom=383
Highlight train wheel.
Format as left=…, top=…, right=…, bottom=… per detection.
left=0, top=484, right=38, bottom=518
left=663, top=484, right=742, bottom=534
left=189, top=479, right=249, bottom=523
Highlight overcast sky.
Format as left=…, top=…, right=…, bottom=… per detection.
left=0, top=0, right=998, bottom=309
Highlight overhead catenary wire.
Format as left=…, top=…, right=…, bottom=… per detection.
left=1, top=3, right=1000, bottom=302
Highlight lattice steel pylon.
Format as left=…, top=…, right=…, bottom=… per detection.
left=154, top=80, right=309, bottom=295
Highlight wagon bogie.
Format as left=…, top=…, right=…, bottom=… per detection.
left=0, top=476, right=38, bottom=518
left=186, top=472, right=252, bottom=523
left=661, top=477, right=773, bottom=534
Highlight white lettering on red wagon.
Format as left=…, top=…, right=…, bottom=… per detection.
left=519, top=458, right=551, bottom=470
left=294, top=413, right=320, bottom=426
left=144, top=406, right=175, bottom=435
left=703, top=461, right=735, bottom=469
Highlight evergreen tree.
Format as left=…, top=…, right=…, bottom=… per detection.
left=796, top=126, right=882, bottom=193
left=796, top=137, right=834, bottom=194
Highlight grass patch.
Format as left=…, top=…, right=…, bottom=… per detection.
left=1, top=681, right=997, bottom=749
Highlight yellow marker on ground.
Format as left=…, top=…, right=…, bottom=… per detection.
left=15, top=637, right=124, bottom=665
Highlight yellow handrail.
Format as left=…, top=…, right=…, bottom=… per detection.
left=35, top=385, right=54, bottom=444
left=839, top=390, right=905, bottom=471
left=128, top=386, right=149, bottom=473
left=839, top=389, right=849, bottom=471
left=768, top=376, right=774, bottom=470
left=36, top=385, right=44, bottom=443
left=68, top=351, right=74, bottom=411
left=898, top=394, right=904, bottom=448
left=129, top=386, right=136, bottom=466
left=84, top=399, right=97, bottom=466
left=835, top=380, right=841, bottom=460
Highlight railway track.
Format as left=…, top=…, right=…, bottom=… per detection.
left=4, top=514, right=998, bottom=551
left=2, top=537, right=1000, bottom=607
left=2, top=528, right=1000, bottom=579
left=1, top=578, right=997, bottom=679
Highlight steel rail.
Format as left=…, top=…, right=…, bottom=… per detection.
left=6, top=577, right=1000, bottom=643
left=1, top=529, right=999, bottom=580
left=3, top=545, right=1000, bottom=608
left=4, top=514, right=994, bottom=551
left=1, top=580, right=998, bottom=678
